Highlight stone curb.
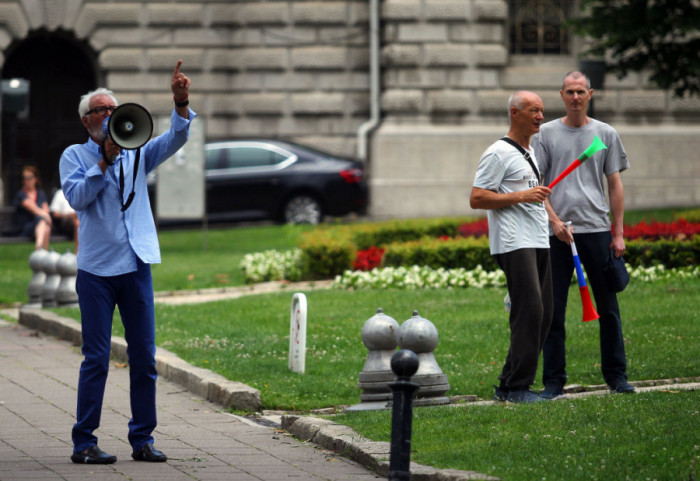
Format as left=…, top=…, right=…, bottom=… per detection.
left=17, top=307, right=262, bottom=412
left=280, top=415, right=499, bottom=480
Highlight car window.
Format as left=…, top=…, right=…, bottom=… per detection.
left=205, top=149, right=225, bottom=170
left=223, top=147, right=289, bottom=169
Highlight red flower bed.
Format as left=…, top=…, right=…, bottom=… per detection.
left=456, top=218, right=489, bottom=238
left=619, top=218, right=700, bottom=241
left=352, top=246, right=386, bottom=271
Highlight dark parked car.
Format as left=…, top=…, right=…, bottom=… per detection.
left=149, top=140, right=368, bottom=224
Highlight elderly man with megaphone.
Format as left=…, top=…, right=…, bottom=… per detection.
left=59, top=60, right=195, bottom=465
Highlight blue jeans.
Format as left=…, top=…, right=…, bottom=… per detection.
left=72, top=259, right=158, bottom=453
left=543, top=232, right=628, bottom=388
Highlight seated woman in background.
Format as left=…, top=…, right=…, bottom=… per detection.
left=14, top=165, right=52, bottom=250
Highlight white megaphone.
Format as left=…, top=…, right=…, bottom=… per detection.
left=101, top=103, right=153, bottom=150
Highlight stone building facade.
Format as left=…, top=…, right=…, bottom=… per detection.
left=0, top=0, right=698, bottom=217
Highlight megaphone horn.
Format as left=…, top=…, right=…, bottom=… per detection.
left=104, top=103, right=153, bottom=150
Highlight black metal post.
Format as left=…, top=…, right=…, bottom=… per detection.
left=388, top=349, right=419, bottom=481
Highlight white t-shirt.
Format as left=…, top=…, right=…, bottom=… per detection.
left=473, top=139, right=549, bottom=255
left=49, top=189, right=75, bottom=215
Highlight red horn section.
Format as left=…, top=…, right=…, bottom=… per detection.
left=579, top=285, right=599, bottom=322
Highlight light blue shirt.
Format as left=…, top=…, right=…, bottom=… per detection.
left=60, top=108, right=196, bottom=277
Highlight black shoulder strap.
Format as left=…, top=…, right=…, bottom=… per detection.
left=500, top=137, right=540, bottom=183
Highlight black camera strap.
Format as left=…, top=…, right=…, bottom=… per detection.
left=118, top=148, right=140, bottom=212
left=500, top=136, right=541, bottom=184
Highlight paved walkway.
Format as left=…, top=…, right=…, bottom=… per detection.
left=0, top=317, right=380, bottom=481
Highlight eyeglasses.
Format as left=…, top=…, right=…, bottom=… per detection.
left=86, top=105, right=117, bottom=116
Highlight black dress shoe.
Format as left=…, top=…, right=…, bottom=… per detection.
left=71, top=445, right=117, bottom=464
left=131, top=443, right=168, bottom=462
left=611, top=379, right=636, bottom=394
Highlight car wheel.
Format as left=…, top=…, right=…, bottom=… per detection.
left=283, top=195, right=322, bottom=224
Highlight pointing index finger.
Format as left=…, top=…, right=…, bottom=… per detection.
left=173, top=59, right=183, bottom=77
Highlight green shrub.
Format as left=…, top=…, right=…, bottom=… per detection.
left=626, top=236, right=700, bottom=268
left=674, top=207, right=700, bottom=222
left=382, top=236, right=497, bottom=271
left=351, top=217, right=477, bottom=250
left=298, top=226, right=356, bottom=279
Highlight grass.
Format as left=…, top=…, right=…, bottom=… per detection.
left=48, top=276, right=700, bottom=411
left=331, top=391, right=700, bottom=481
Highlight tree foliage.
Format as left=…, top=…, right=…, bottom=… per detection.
left=569, top=0, right=700, bottom=97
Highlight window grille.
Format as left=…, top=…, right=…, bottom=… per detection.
left=509, top=0, right=572, bottom=55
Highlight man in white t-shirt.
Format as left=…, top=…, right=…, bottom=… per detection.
left=50, top=188, right=79, bottom=252
left=470, top=91, right=553, bottom=403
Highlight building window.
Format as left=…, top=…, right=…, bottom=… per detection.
left=509, top=0, right=572, bottom=55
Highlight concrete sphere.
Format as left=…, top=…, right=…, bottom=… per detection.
left=41, top=250, right=61, bottom=275
left=28, top=248, right=48, bottom=272
left=361, top=308, right=400, bottom=350
left=398, top=310, right=438, bottom=353
left=56, top=251, right=77, bottom=276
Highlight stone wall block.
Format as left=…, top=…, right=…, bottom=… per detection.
left=671, top=96, right=700, bottom=113
left=398, top=23, right=449, bottom=43
left=209, top=4, right=243, bottom=27
left=382, top=89, right=423, bottom=112
left=347, top=47, right=370, bottom=70
left=425, top=1, right=471, bottom=21
left=242, top=93, right=287, bottom=115
left=428, top=91, right=473, bottom=113
left=382, top=44, right=422, bottom=67
left=474, top=0, right=507, bottom=21
left=0, top=4, right=29, bottom=38
left=620, top=92, right=666, bottom=113
left=385, top=69, right=448, bottom=90
left=316, top=72, right=369, bottom=92
left=210, top=49, right=241, bottom=71
left=474, top=44, right=507, bottom=67
left=476, top=90, right=510, bottom=114
left=240, top=48, right=289, bottom=71
left=207, top=93, right=243, bottom=115
left=100, top=48, right=144, bottom=70
left=75, top=4, right=141, bottom=39
left=147, top=49, right=206, bottom=71
left=238, top=3, right=289, bottom=26
left=425, top=44, right=469, bottom=67
left=292, top=2, right=347, bottom=25
left=348, top=92, right=370, bottom=115
left=147, top=4, right=205, bottom=26
left=292, top=47, right=347, bottom=71
left=291, top=92, right=345, bottom=115
left=450, top=23, right=504, bottom=43
left=383, top=0, right=422, bottom=21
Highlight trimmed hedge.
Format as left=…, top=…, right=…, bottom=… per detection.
left=382, top=236, right=496, bottom=271
left=298, top=217, right=700, bottom=280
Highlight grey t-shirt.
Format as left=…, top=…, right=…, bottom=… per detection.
left=533, top=118, right=629, bottom=234
left=473, top=139, right=549, bottom=255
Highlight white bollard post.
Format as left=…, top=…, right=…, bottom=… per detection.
left=288, top=293, right=307, bottom=374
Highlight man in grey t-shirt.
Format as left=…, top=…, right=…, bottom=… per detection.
left=471, top=91, right=553, bottom=404
left=532, top=71, right=635, bottom=398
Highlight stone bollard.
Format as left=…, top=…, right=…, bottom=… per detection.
left=388, top=349, right=419, bottom=481
left=357, top=308, right=400, bottom=402
left=27, top=248, right=48, bottom=308
left=398, top=310, right=450, bottom=405
left=55, top=250, right=79, bottom=307
left=41, top=250, right=62, bottom=308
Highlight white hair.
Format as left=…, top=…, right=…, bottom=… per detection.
left=78, top=88, right=118, bottom=117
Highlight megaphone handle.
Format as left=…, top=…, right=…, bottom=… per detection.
left=101, top=139, right=116, bottom=166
